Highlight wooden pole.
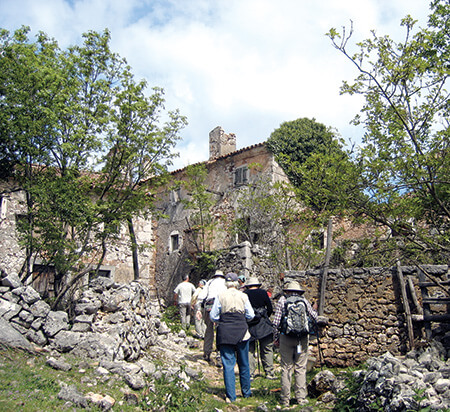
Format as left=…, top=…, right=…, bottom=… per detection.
left=397, top=261, right=415, bottom=349
left=418, top=269, right=433, bottom=339
left=407, top=275, right=423, bottom=338
left=318, top=218, right=333, bottom=316
left=407, top=276, right=423, bottom=315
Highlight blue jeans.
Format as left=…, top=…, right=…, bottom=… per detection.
left=219, top=340, right=252, bottom=401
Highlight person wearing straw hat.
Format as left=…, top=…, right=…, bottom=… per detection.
left=197, top=269, right=227, bottom=363
left=272, top=281, right=318, bottom=408
left=210, top=272, right=255, bottom=403
left=244, top=276, right=275, bottom=380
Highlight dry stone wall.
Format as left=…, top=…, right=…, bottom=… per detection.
left=284, top=265, right=449, bottom=367
left=197, top=245, right=449, bottom=368
left=0, top=269, right=166, bottom=362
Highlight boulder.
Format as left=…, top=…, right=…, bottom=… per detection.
left=0, top=317, right=34, bottom=350
left=43, top=310, right=69, bottom=337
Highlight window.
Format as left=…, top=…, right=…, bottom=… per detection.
left=89, top=268, right=112, bottom=282
left=170, top=232, right=180, bottom=252
left=234, top=166, right=249, bottom=186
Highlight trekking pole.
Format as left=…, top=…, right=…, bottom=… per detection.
left=256, top=340, right=261, bottom=376
left=314, top=319, right=324, bottom=370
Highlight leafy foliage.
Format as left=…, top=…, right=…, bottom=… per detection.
left=181, top=163, right=217, bottom=253
left=0, top=27, right=187, bottom=305
left=266, top=117, right=347, bottom=191
left=319, top=1, right=450, bottom=264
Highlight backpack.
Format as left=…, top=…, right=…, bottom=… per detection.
left=203, top=298, right=215, bottom=312
left=279, top=296, right=310, bottom=338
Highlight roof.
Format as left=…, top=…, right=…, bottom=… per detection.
left=170, top=141, right=267, bottom=175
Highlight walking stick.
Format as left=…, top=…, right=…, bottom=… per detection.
left=313, top=318, right=324, bottom=370
left=256, top=340, right=261, bottom=376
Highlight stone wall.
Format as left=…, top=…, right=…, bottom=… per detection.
left=0, top=269, right=164, bottom=361
left=0, top=181, right=27, bottom=276
left=284, top=265, right=449, bottom=367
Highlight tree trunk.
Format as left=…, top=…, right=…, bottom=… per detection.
left=127, top=217, right=140, bottom=281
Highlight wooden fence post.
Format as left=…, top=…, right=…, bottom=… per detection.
left=397, top=261, right=415, bottom=349
left=318, top=218, right=333, bottom=316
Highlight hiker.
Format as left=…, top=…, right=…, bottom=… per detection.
left=173, top=274, right=196, bottom=329
left=210, top=272, right=255, bottom=403
left=197, top=269, right=227, bottom=362
left=272, top=281, right=318, bottom=408
left=244, top=276, right=275, bottom=380
left=238, top=274, right=246, bottom=291
left=191, top=279, right=207, bottom=338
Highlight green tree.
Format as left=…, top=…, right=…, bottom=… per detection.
left=181, top=163, right=217, bottom=253
left=320, top=0, right=450, bottom=264
left=266, top=117, right=345, bottom=188
left=0, top=27, right=186, bottom=306
left=232, top=165, right=326, bottom=271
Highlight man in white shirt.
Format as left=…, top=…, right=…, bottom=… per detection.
left=173, top=274, right=196, bottom=329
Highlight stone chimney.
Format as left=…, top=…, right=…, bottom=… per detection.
left=209, top=126, right=236, bottom=160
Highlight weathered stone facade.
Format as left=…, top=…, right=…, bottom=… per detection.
left=0, top=179, right=156, bottom=295
left=154, top=127, right=289, bottom=303
left=0, top=179, right=27, bottom=276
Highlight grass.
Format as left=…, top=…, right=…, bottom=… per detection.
left=0, top=342, right=351, bottom=412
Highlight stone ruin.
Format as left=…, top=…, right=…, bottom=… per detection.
left=0, top=270, right=162, bottom=360
left=1, top=266, right=449, bottom=410
left=0, top=268, right=205, bottom=403
left=309, top=341, right=450, bottom=411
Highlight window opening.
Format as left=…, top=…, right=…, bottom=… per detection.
left=234, top=166, right=249, bottom=186
left=89, top=269, right=112, bottom=282
left=170, top=233, right=180, bottom=252
left=310, top=231, right=325, bottom=249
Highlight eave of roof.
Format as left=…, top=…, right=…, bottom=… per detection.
left=170, top=141, right=267, bottom=175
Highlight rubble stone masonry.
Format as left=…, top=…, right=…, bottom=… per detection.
left=284, top=265, right=449, bottom=367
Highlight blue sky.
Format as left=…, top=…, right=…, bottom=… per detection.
left=0, top=0, right=432, bottom=170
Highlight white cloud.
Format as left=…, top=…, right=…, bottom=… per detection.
left=0, top=0, right=432, bottom=169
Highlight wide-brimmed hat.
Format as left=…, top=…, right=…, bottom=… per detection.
left=225, top=272, right=238, bottom=282
left=283, top=281, right=305, bottom=293
left=213, top=270, right=225, bottom=278
left=245, top=277, right=262, bottom=287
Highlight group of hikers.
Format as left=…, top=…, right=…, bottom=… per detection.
left=173, top=270, right=318, bottom=407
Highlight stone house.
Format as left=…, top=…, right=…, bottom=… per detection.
left=153, top=126, right=290, bottom=301
left=0, top=126, right=390, bottom=303
left=0, top=177, right=155, bottom=298
left=0, top=126, right=289, bottom=300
